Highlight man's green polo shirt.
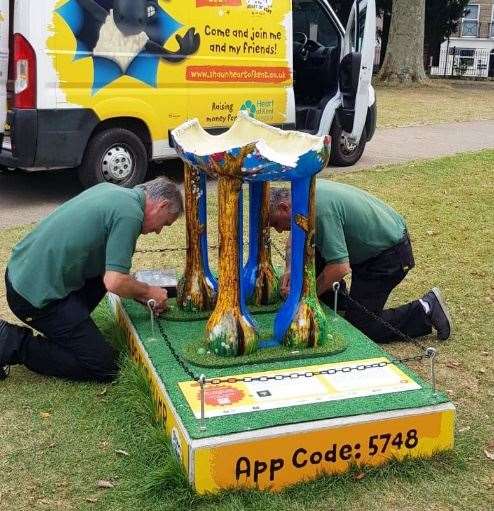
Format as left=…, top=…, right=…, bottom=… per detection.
left=315, top=180, right=406, bottom=265
left=8, top=183, right=145, bottom=308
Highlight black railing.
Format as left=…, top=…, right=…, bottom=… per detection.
left=428, top=47, right=494, bottom=79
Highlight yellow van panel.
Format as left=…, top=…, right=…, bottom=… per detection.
left=48, top=1, right=293, bottom=144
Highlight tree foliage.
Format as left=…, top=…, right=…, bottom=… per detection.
left=333, top=0, right=390, bottom=26
left=425, top=1, right=470, bottom=61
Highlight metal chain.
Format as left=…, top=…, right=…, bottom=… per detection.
left=155, top=311, right=429, bottom=386
left=136, top=241, right=286, bottom=256
left=135, top=247, right=188, bottom=254
left=135, top=245, right=223, bottom=254
left=201, top=354, right=427, bottom=386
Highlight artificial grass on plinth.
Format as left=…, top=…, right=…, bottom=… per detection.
left=119, top=297, right=450, bottom=440
left=183, top=337, right=347, bottom=368
left=157, top=298, right=348, bottom=367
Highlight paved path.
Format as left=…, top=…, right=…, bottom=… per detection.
left=350, top=119, right=494, bottom=171
left=1, top=120, right=494, bottom=229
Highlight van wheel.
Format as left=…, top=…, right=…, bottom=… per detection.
left=329, top=120, right=367, bottom=167
left=78, top=128, right=148, bottom=189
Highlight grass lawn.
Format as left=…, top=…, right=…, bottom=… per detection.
left=1, top=150, right=493, bottom=511
left=376, top=79, right=494, bottom=128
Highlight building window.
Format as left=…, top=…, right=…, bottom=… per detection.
left=455, top=48, right=475, bottom=73
left=461, top=4, right=480, bottom=37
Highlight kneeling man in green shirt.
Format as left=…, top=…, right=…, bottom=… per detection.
left=0, top=177, right=183, bottom=382
left=269, top=180, right=452, bottom=344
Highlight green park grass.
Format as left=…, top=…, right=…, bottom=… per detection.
left=376, top=79, right=494, bottom=128
left=0, top=150, right=493, bottom=511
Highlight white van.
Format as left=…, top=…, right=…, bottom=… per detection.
left=0, top=0, right=376, bottom=188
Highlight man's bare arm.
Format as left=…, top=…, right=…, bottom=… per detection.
left=103, top=271, right=168, bottom=312
left=316, top=262, right=350, bottom=296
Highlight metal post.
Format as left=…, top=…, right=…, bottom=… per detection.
left=199, top=374, right=207, bottom=431
left=332, top=281, right=340, bottom=317
left=444, top=37, right=450, bottom=77
left=426, top=347, right=437, bottom=395
left=147, top=299, right=156, bottom=338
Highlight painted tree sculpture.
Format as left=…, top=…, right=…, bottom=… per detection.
left=172, top=112, right=333, bottom=357
left=177, top=164, right=217, bottom=312
left=244, top=181, right=279, bottom=307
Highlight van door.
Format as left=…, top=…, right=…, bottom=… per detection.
left=339, top=0, right=375, bottom=143
left=0, top=0, right=10, bottom=144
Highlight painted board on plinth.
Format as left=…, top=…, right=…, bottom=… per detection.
left=193, top=404, right=454, bottom=492
left=179, top=359, right=422, bottom=418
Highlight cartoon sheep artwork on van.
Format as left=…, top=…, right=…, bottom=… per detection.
left=57, top=0, right=201, bottom=92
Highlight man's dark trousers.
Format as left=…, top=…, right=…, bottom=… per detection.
left=4, top=271, right=118, bottom=381
left=317, top=235, right=432, bottom=343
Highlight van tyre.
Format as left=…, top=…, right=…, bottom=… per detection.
left=78, top=128, right=148, bottom=189
left=329, top=120, right=367, bottom=167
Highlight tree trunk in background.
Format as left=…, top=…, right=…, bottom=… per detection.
left=379, top=10, right=392, bottom=68
left=378, top=0, right=427, bottom=84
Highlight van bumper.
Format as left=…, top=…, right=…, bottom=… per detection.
left=0, top=109, right=99, bottom=169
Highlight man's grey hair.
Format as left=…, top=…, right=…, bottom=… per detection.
left=135, top=177, right=184, bottom=216
left=269, top=187, right=291, bottom=214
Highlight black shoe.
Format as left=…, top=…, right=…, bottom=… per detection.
left=0, top=319, right=8, bottom=352
left=0, top=320, right=10, bottom=380
left=0, top=365, right=10, bottom=380
left=1, top=319, right=27, bottom=368
left=422, top=287, right=452, bottom=340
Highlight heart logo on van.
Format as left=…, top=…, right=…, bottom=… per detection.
left=240, top=100, right=257, bottom=118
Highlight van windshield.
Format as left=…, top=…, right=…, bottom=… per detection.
left=292, top=0, right=341, bottom=114
left=293, top=0, right=339, bottom=48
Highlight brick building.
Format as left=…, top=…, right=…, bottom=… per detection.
left=430, top=1, right=494, bottom=78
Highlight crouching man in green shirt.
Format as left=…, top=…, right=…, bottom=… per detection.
left=269, top=180, right=452, bottom=344
left=0, top=177, right=183, bottom=382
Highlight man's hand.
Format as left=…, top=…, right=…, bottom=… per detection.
left=104, top=271, right=169, bottom=314
left=316, top=262, right=350, bottom=297
left=280, top=271, right=291, bottom=298
left=146, top=286, right=168, bottom=315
